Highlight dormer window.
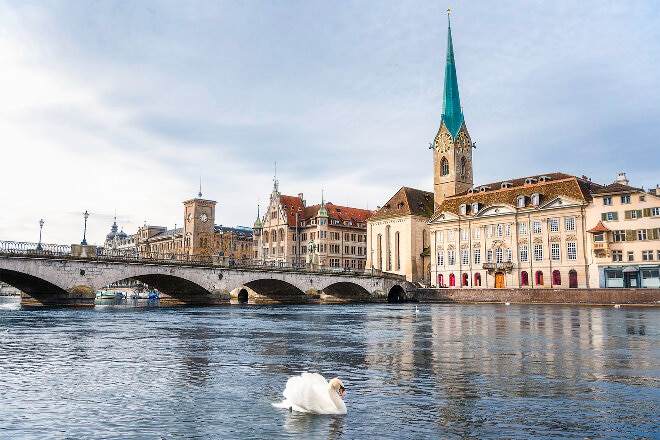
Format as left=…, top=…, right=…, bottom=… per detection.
left=538, top=175, right=552, bottom=182
left=517, top=195, right=526, bottom=208
left=479, top=186, right=491, bottom=192
left=397, top=202, right=405, bottom=209
left=471, top=202, right=481, bottom=213
left=531, top=193, right=541, bottom=205
left=459, top=204, right=467, bottom=215
left=467, top=188, right=475, bottom=194
left=501, top=182, right=513, bottom=189
left=525, top=177, right=537, bottom=185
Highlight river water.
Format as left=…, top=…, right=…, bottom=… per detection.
left=0, top=297, right=658, bottom=439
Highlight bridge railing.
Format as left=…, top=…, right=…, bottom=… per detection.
left=1, top=240, right=393, bottom=278
left=0, top=240, right=71, bottom=256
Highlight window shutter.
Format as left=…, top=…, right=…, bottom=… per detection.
left=601, top=213, right=607, bottom=221
left=613, top=212, right=618, bottom=220
left=637, top=210, right=643, bottom=219
left=625, top=230, right=636, bottom=241
left=624, top=211, right=632, bottom=220
left=649, top=228, right=659, bottom=240
left=643, top=208, right=652, bottom=217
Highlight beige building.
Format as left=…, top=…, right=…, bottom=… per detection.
left=366, top=187, right=434, bottom=284
left=253, top=180, right=372, bottom=269
left=586, top=173, right=660, bottom=288
left=429, top=173, right=599, bottom=289
left=103, top=193, right=253, bottom=261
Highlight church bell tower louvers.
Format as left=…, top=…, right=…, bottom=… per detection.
left=432, top=9, right=473, bottom=209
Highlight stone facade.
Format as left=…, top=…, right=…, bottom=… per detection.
left=366, top=187, right=434, bottom=284
left=429, top=173, right=597, bottom=289
left=586, top=174, right=660, bottom=288
left=253, top=180, right=372, bottom=269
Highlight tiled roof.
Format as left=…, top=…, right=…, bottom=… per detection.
left=432, top=173, right=602, bottom=218
left=587, top=220, right=610, bottom=233
left=369, top=187, right=435, bottom=221
left=278, top=195, right=373, bottom=227
left=591, top=182, right=644, bottom=195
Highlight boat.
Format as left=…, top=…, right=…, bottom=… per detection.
left=96, top=291, right=124, bottom=299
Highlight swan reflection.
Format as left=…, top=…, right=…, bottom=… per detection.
left=282, top=411, right=345, bottom=439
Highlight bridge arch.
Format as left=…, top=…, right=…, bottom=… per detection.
left=241, top=278, right=310, bottom=303
left=319, top=281, right=372, bottom=302
left=387, top=285, right=407, bottom=303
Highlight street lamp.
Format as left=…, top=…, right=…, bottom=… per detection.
left=81, top=210, right=89, bottom=245
left=36, top=219, right=44, bottom=251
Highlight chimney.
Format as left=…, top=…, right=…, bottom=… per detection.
left=616, top=172, right=629, bottom=186
left=298, top=193, right=306, bottom=207
left=656, top=185, right=660, bottom=196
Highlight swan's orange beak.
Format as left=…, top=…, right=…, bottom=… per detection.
left=339, top=386, right=345, bottom=398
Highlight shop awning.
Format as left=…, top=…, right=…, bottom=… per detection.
left=622, top=266, right=639, bottom=273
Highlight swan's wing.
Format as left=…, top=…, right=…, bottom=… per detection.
left=281, top=374, right=334, bottom=414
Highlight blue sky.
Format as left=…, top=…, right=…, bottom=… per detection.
left=1, top=0, right=658, bottom=245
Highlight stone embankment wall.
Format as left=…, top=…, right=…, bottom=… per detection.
left=414, top=288, right=660, bottom=305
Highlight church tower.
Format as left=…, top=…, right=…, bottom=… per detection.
left=432, top=9, right=473, bottom=209
left=183, top=186, right=216, bottom=256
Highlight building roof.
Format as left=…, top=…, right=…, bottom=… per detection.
left=432, top=172, right=601, bottom=218
left=369, top=187, right=435, bottom=221
left=277, top=194, right=373, bottom=227
left=591, top=182, right=645, bottom=196
left=587, top=220, right=610, bottom=233
left=441, top=13, right=464, bottom=139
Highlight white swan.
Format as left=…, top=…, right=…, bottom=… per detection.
left=273, top=372, right=347, bottom=415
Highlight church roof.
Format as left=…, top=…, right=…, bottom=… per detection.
left=440, top=13, right=464, bottom=139
left=369, top=187, right=435, bottom=221
left=432, top=173, right=602, bottom=218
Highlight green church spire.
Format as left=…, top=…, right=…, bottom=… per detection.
left=441, top=9, right=463, bottom=139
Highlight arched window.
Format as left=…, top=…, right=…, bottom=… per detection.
left=552, top=270, right=561, bottom=286
left=462, top=273, right=469, bottom=286
left=449, top=273, right=456, bottom=287
left=474, top=272, right=481, bottom=286
left=270, top=230, right=276, bottom=242
left=521, top=271, right=529, bottom=286
left=376, top=234, right=383, bottom=270
left=569, top=270, right=578, bottom=288
left=279, top=228, right=284, bottom=242
left=264, top=233, right=269, bottom=244
left=395, top=231, right=400, bottom=270
left=535, top=271, right=544, bottom=286
left=460, top=156, right=466, bottom=178
left=441, top=157, right=449, bottom=176
left=438, top=273, right=444, bottom=287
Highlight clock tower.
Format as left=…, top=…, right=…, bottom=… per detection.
left=431, top=10, right=473, bottom=209
left=183, top=191, right=216, bottom=256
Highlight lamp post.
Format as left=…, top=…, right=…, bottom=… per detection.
left=36, top=219, right=44, bottom=251
left=81, top=210, right=89, bottom=245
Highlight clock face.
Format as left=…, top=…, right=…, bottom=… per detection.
left=434, top=131, right=453, bottom=154
left=199, top=213, right=208, bottom=223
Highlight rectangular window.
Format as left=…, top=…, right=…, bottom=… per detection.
left=625, top=210, right=640, bottom=220
left=461, top=250, right=469, bottom=265
left=565, top=217, right=575, bottom=231
left=613, top=230, right=626, bottom=242
left=519, top=245, right=528, bottom=262
left=448, top=250, right=455, bottom=266
left=486, top=226, right=493, bottom=238
left=460, top=229, right=469, bottom=240
left=638, top=229, right=647, bottom=240
left=621, top=195, right=631, bottom=204
left=602, top=212, right=619, bottom=221
left=505, top=248, right=512, bottom=262
left=642, top=251, right=654, bottom=261
left=518, top=222, right=528, bottom=235
left=447, top=230, right=455, bottom=241
left=567, top=242, right=577, bottom=260
left=437, top=231, right=444, bottom=243
left=651, top=207, right=660, bottom=217
left=627, top=251, right=634, bottom=262
left=533, top=221, right=542, bottom=234
left=534, top=244, right=543, bottom=261
left=612, top=250, right=622, bottom=262
left=473, top=249, right=481, bottom=265
left=473, top=227, right=481, bottom=239
left=551, top=243, right=560, bottom=260
left=496, top=248, right=503, bottom=263
left=505, top=224, right=511, bottom=236
left=437, top=251, right=444, bottom=266
left=550, top=219, right=559, bottom=232
left=495, top=224, right=502, bottom=237
left=603, top=197, right=613, bottom=206
left=487, top=250, right=493, bottom=263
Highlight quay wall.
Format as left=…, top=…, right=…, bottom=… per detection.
left=413, top=288, right=660, bottom=305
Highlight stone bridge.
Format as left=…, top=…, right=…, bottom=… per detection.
left=0, top=252, right=415, bottom=307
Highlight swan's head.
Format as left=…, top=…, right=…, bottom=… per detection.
left=329, top=378, right=345, bottom=398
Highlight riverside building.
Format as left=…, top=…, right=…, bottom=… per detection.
left=252, top=178, right=373, bottom=269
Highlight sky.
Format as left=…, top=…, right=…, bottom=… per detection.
left=1, top=0, right=658, bottom=246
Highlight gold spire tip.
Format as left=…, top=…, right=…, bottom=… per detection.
left=447, top=7, right=451, bottom=15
